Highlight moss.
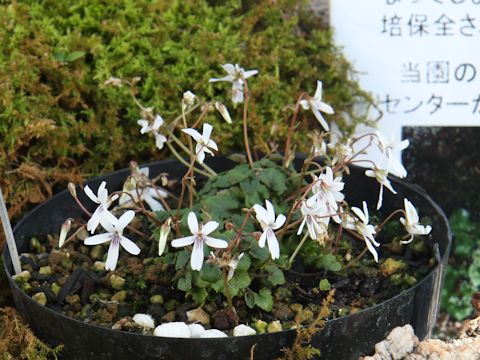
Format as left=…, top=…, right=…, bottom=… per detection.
left=0, top=0, right=373, bottom=227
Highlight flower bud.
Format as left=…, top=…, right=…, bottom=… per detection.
left=58, top=218, right=72, bottom=248
left=67, top=182, right=77, bottom=198
left=159, top=218, right=172, bottom=256
left=214, top=102, right=232, bottom=124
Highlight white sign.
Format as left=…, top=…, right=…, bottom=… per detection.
left=330, top=0, right=480, bottom=159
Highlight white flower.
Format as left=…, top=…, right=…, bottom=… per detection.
left=233, top=324, right=256, bottom=336
left=214, top=102, right=232, bottom=124
left=84, top=210, right=140, bottom=271
left=137, top=115, right=168, bottom=150
left=297, top=197, right=329, bottom=241
left=132, top=313, right=155, bottom=329
left=376, top=131, right=409, bottom=178
left=84, top=181, right=118, bottom=234
left=328, top=140, right=354, bottom=165
left=400, top=199, right=432, bottom=244
left=199, top=329, right=228, bottom=338
left=104, top=77, right=123, bottom=87
left=154, top=322, right=191, bottom=338
left=312, top=167, right=345, bottom=212
left=188, top=323, right=205, bottom=338
left=118, top=167, right=168, bottom=212
left=300, top=80, right=334, bottom=131
left=209, top=63, right=258, bottom=103
left=227, top=252, right=244, bottom=281
left=253, top=200, right=286, bottom=260
left=182, top=123, right=218, bottom=164
left=171, top=212, right=228, bottom=271
left=345, top=201, right=380, bottom=262
left=182, top=90, right=196, bottom=111
left=365, top=163, right=397, bottom=210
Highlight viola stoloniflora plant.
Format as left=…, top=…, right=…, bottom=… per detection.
left=16, top=63, right=434, bottom=342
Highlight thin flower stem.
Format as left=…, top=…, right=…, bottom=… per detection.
left=167, top=130, right=217, bottom=176
left=333, top=223, right=343, bottom=254
left=284, top=93, right=307, bottom=166
left=242, top=77, right=254, bottom=168
left=345, top=247, right=368, bottom=269
left=165, top=142, right=210, bottom=178
left=288, top=232, right=309, bottom=266
left=227, top=208, right=253, bottom=251
left=375, top=209, right=406, bottom=232
left=176, top=156, right=197, bottom=217
left=223, top=268, right=233, bottom=309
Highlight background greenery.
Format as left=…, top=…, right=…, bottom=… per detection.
left=0, top=0, right=373, bottom=227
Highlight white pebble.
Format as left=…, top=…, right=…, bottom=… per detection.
left=188, top=323, right=205, bottom=338
left=199, top=329, right=228, bottom=338
left=132, top=314, right=155, bottom=329
left=233, top=324, right=256, bottom=336
left=153, top=322, right=191, bottom=338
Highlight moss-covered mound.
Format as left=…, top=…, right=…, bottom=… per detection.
left=0, top=0, right=372, bottom=224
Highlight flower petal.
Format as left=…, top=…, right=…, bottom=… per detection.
left=171, top=236, right=195, bottom=247
left=209, top=75, right=233, bottom=83
left=312, top=107, right=330, bottom=131
left=258, top=230, right=267, bottom=248
left=120, top=236, right=141, bottom=255
left=300, top=99, right=310, bottom=110
left=84, top=184, right=99, bottom=204
left=266, top=229, right=280, bottom=260
left=265, top=200, right=276, bottom=224
left=205, top=236, right=228, bottom=249
left=243, top=69, right=258, bottom=79
left=318, top=102, right=335, bottom=115
left=182, top=128, right=202, bottom=142
left=137, top=119, right=150, bottom=134
left=273, top=214, right=286, bottom=230
left=187, top=212, right=199, bottom=234
left=84, top=233, right=111, bottom=245
left=191, top=239, right=205, bottom=271
left=314, top=80, right=323, bottom=100
left=222, top=63, right=236, bottom=75
left=105, top=241, right=120, bottom=271
left=153, top=115, right=164, bottom=130
left=117, top=210, right=135, bottom=231
left=202, top=221, right=219, bottom=235
left=253, top=204, right=269, bottom=226
left=202, top=123, right=213, bottom=141
left=196, top=149, right=206, bottom=164
left=143, top=193, right=165, bottom=212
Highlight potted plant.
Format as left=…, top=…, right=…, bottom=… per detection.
left=4, top=64, right=451, bottom=360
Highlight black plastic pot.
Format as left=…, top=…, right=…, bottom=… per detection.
left=4, top=156, right=451, bottom=360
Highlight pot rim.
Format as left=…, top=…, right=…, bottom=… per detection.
left=3, top=156, right=452, bottom=340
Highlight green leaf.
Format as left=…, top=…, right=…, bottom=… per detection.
left=228, top=270, right=251, bottom=296
left=245, top=292, right=255, bottom=309
left=318, top=254, right=342, bottom=272
left=203, top=191, right=240, bottom=218
left=236, top=254, right=251, bottom=272
left=258, top=168, right=287, bottom=195
left=240, top=178, right=270, bottom=207
left=319, top=279, right=331, bottom=291
left=199, top=263, right=222, bottom=283
left=212, top=278, right=224, bottom=293
left=64, top=51, right=86, bottom=62
left=52, top=51, right=65, bottom=62
left=191, top=288, right=208, bottom=305
left=175, top=250, right=190, bottom=270
left=254, top=288, right=273, bottom=312
left=177, top=271, right=192, bottom=291
left=267, top=266, right=285, bottom=286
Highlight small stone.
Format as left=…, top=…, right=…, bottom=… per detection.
left=380, top=258, right=407, bottom=277
left=110, top=275, right=125, bottom=289
left=338, top=308, right=350, bottom=317
left=233, top=324, right=256, bottom=336
left=12, top=270, right=31, bottom=284
left=90, top=245, right=105, bottom=260
left=274, top=287, right=292, bottom=301
left=21, top=283, right=32, bottom=292
left=93, top=261, right=105, bottom=271
left=133, top=313, right=155, bottom=329
left=188, top=323, right=205, bottom=338
left=187, top=307, right=210, bottom=326
left=290, top=303, right=303, bottom=313
left=162, top=310, right=176, bottom=323
left=111, top=290, right=127, bottom=302
left=48, top=249, right=69, bottom=267
left=254, top=319, right=268, bottom=333
left=61, top=258, right=73, bottom=271
left=39, top=266, right=52, bottom=276
left=66, top=294, right=80, bottom=304
left=76, top=228, right=89, bottom=240
left=150, top=294, right=164, bottom=304
left=32, top=292, right=47, bottom=306
left=199, top=329, right=227, bottom=338
left=294, top=309, right=313, bottom=324
left=154, top=322, right=190, bottom=338
left=267, top=321, right=282, bottom=333
left=51, top=282, right=61, bottom=296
